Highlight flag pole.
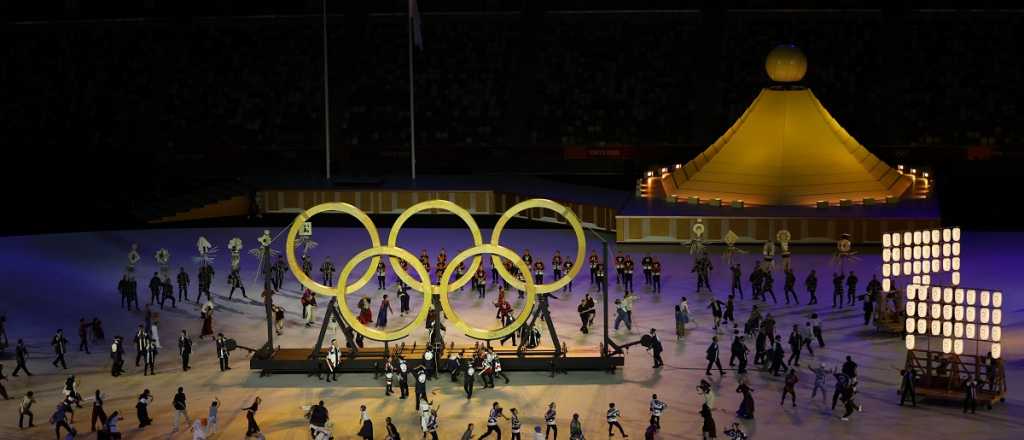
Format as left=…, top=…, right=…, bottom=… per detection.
left=408, top=6, right=417, bottom=181
left=322, top=0, right=331, bottom=181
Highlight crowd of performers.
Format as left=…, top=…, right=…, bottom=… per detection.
left=0, top=244, right=1005, bottom=440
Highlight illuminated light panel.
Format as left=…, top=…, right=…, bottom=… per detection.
left=906, top=334, right=916, bottom=350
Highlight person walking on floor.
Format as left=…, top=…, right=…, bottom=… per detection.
left=478, top=401, right=508, bottom=439
left=805, top=269, right=818, bottom=305
left=243, top=396, right=262, bottom=438
left=19, top=391, right=36, bottom=428
left=705, top=336, right=725, bottom=376
left=899, top=368, right=917, bottom=407
left=780, top=369, right=799, bottom=407
left=13, top=339, right=32, bottom=376
left=606, top=403, right=627, bottom=438
left=543, top=402, right=557, bottom=440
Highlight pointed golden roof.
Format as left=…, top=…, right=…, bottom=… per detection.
left=661, top=85, right=912, bottom=206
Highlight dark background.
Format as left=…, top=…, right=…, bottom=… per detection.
left=3, top=1, right=1021, bottom=233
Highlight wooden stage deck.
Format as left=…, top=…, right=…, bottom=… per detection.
left=250, top=344, right=623, bottom=374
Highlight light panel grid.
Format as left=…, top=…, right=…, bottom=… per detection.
left=881, top=227, right=961, bottom=294
left=904, top=283, right=1002, bottom=359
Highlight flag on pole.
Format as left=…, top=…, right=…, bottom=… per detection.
left=409, top=0, right=423, bottom=50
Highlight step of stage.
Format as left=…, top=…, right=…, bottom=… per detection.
left=250, top=345, right=623, bottom=374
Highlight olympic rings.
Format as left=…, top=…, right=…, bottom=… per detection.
left=336, top=246, right=432, bottom=341
left=387, top=200, right=483, bottom=292
left=285, top=202, right=380, bottom=296
left=491, top=199, right=586, bottom=294
left=285, top=198, right=585, bottom=342
left=439, top=244, right=536, bottom=340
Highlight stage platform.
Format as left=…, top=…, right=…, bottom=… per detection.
left=250, top=344, right=624, bottom=374
left=616, top=195, right=941, bottom=244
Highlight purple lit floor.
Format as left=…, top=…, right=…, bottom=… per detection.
left=1, top=227, right=1022, bottom=439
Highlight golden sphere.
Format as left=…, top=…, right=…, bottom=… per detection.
left=765, top=44, right=807, bottom=82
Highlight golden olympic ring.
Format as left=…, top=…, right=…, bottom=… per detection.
left=439, top=244, right=535, bottom=340
left=285, top=203, right=381, bottom=296
left=337, top=246, right=433, bottom=341
left=491, top=199, right=585, bottom=294
left=286, top=198, right=585, bottom=342
left=387, top=200, right=483, bottom=292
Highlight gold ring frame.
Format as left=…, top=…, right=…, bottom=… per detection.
left=438, top=244, right=536, bottom=340
left=386, top=200, right=483, bottom=292
left=336, top=246, right=433, bottom=341
left=490, top=199, right=586, bottom=294
left=286, top=198, right=584, bottom=342
left=285, top=202, right=380, bottom=296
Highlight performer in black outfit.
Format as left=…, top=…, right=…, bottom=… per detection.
left=783, top=269, right=799, bottom=304
left=846, top=271, right=858, bottom=306
left=51, top=329, right=69, bottom=369
left=398, top=357, right=410, bottom=399
left=648, top=329, right=664, bottom=368
left=731, top=264, right=743, bottom=299
left=177, top=267, right=190, bottom=303
left=805, top=270, right=818, bottom=305
left=650, top=259, right=662, bottom=294
left=178, top=330, right=192, bottom=371
left=832, top=273, right=845, bottom=308
left=243, top=397, right=262, bottom=437
left=705, top=336, right=725, bottom=375
left=478, top=401, right=508, bottom=439
left=463, top=364, right=477, bottom=400
left=13, top=339, right=32, bottom=376
left=110, top=336, right=126, bottom=376
left=898, top=368, right=917, bottom=407
left=142, top=337, right=157, bottom=376
left=216, top=334, right=230, bottom=371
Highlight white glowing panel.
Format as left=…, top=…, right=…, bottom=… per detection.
left=942, top=338, right=952, bottom=353
left=917, top=319, right=927, bottom=335
left=992, top=327, right=1001, bottom=342
left=993, top=343, right=1002, bottom=359
left=954, top=339, right=963, bottom=355
left=906, top=334, right=915, bottom=350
